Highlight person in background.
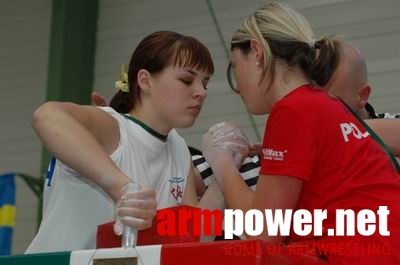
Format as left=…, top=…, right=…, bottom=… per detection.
left=26, top=31, right=224, bottom=253
left=202, top=2, right=400, bottom=264
left=325, top=42, right=400, bottom=119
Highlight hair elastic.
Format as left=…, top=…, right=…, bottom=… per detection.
left=308, top=39, right=316, bottom=49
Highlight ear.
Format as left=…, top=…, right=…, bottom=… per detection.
left=250, top=38, right=263, bottom=63
left=137, top=69, right=152, bottom=94
left=358, top=84, right=371, bottom=108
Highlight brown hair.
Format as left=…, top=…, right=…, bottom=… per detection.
left=110, top=31, right=214, bottom=113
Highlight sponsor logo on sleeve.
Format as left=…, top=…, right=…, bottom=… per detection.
left=262, top=148, right=288, bottom=161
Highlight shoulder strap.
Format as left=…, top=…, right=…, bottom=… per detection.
left=340, top=99, right=400, bottom=173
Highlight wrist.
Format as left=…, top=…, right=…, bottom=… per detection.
left=212, top=157, right=238, bottom=187
left=106, top=177, right=132, bottom=203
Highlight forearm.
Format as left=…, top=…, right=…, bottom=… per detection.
left=212, top=157, right=253, bottom=213
left=182, top=166, right=226, bottom=241
left=198, top=177, right=225, bottom=211
left=32, top=102, right=130, bottom=201
left=366, top=119, right=400, bottom=156
left=184, top=167, right=226, bottom=211
left=197, top=178, right=226, bottom=242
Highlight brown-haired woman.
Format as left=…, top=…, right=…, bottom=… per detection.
left=27, top=31, right=222, bottom=253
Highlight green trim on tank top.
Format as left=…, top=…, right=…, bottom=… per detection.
left=122, top=114, right=168, bottom=142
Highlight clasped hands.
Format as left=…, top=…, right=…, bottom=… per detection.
left=202, top=122, right=254, bottom=183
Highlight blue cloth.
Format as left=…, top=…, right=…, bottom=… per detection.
left=0, top=173, right=16, bottom=256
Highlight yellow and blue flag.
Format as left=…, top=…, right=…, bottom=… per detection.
left=0, top=173, right=15, bottom=255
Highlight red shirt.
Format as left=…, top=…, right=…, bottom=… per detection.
left=259, top=85, right=400, bottom=264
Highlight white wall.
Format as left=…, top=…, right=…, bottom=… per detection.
left=0, top=0, right=51, bottom=254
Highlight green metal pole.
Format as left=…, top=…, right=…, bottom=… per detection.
left=38, top=0, right=98, bottom=228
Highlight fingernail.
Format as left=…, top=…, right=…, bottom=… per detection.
left=114, top=223, right=123, bottom=235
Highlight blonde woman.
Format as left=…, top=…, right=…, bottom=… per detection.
left=203, top=3, right=400, bottom=264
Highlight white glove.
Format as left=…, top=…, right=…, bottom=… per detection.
left=248, top=142, right=263, bottom=157
left=202, top=122, right=250, bottom=169
left=113, top=182, right=157, bottom=236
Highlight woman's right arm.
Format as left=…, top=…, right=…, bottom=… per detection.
left=365, top=118, right=400, bottom=158
left=33, top=101, right=156, bottom=231
left=32, top=101, right=130, bottom=202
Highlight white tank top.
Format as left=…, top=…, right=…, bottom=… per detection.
left=26, top=107, right=191, bottom=253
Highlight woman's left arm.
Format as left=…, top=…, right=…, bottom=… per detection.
left=183, top=164, right=226, bottom=211
left=182, top=165, right=226, bottom=241
left=250, top=174, right=303, bottom=242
